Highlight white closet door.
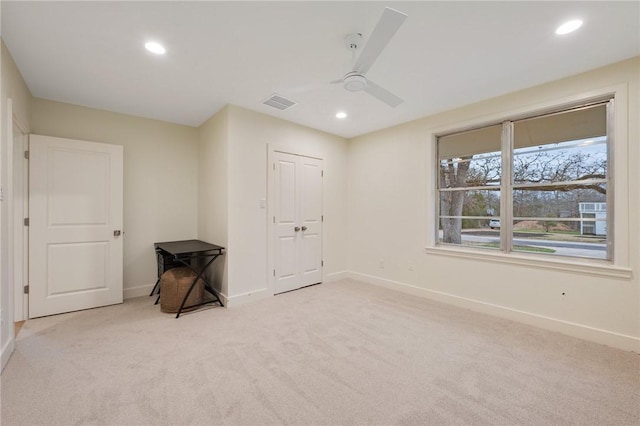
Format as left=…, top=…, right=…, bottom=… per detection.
left=298, top=156, right=323, bottom=287
left=273, top=152, right=322, bottom=294
left=29, top=135, right=123, bottom=318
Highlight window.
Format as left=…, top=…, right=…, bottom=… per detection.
left=436, top=101, right=611, bottom=261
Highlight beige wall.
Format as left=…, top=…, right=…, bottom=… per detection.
left=225, top=105, right=349, bottom=304
left=347, top=57, right=640, bottom=351
left=30, top=99, right=200, bottom=297
left=197, top=106, right=229, bottom=296
left=1, top=40, right=32, bottom=368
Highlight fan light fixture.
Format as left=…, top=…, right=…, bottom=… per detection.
left=344, top=74, right=366, bottom=92
left=336, top=112, right=347, bottom=119
left=145, top=41, right=166, bottom=54
left=556, top=19, right=583, bottom=35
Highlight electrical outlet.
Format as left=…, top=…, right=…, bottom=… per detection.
left=378, top=259, right=384, bottom=269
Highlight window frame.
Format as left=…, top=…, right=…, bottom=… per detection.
left=426, top=85, right=631, bottom=278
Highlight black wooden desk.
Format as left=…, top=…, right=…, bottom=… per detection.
left=153, top=240, right=225, bottom=318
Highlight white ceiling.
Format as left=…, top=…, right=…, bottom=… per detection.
left=2, top=1, right=638, bottom=138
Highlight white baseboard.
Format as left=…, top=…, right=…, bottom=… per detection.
left=224, top=287, right=270, bottom=308
left=1, top=336, right=15, bottom=373
left=123, top=283, right=155, bottom=300
left=218, top=292, right=229, bottom=307
left=220, top=271, right=348, bottom=306
left=325, top=271, right=350, bottom=283
left=348, top=271, right=640, bottom=353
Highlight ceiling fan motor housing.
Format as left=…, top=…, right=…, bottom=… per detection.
left=344, top=73, right=366, bottom=92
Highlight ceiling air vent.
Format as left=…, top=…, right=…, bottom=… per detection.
left=262, top=94, right=297, bottom=111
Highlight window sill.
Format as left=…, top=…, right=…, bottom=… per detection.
left=424, top=245, right=633, bottom=279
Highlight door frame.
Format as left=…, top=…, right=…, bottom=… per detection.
left=12, top=115, right=29, bottom=321
left=267, top=144, right=323, bottom=296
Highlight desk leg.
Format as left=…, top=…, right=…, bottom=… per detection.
left=149, top=278, right=160, bottom=297
left=175, top=254, right=223, bottom=318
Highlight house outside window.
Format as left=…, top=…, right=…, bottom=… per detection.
left=578, top=202, right=607, bottom=235
left=436, top=100, right=611, bottom=261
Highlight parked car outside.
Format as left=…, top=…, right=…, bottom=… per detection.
left=489, top=219, right=501, bottom=229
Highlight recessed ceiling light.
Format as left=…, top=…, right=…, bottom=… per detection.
left=336, top=111, right=347, bottom=119
left=145, top=41, right=166, bottom=55
left=556, top=19, right=583, bottom=35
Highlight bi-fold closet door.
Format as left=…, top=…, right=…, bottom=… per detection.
left=272, top=151, right=323, bottom=294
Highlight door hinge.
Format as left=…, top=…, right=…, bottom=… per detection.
left=273, top=163, right=275, bottom=170
left=24, top=151, right=29, bottom=160
left=24, top=285, right=29, bottom=294
left=24, top=217, right=29, bottom=226
left=273, top=269, right=275, bottom=277
left=321, top=170, right=324, bottom=177
left=321, top=260, right=324, bottom=267
left=273, top=216, right=275, bottom=223
left=321, top=215, right=324, bottom=222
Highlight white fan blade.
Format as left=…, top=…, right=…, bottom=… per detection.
left=353, top=7, right=407, bottom=74
left=363, top=79, right=404, bottom=107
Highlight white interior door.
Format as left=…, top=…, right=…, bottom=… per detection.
left=29, top=134, right=123, bottom=318
left=273, top=152, right=322, bottom=294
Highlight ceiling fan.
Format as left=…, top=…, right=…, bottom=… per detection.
left=332, top=7, right=408, bottom=107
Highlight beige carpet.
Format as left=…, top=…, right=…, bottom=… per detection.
left=1, top=279, right=638, bottom=425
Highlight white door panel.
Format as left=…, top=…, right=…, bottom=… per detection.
left=277, top=160, right=297, bottom=223
left=301, top=160, right=322, bottom=222
left=48, top=149, right=109, bottom=225
left=29, top=134, right=123, bottom=318
left=272, top=152, right=322, bottom=294
left=274, top=156, right=299, bottom=293
left=47, top=242, right=108, bottom=294
left=299, top=158, right=322, bottom=286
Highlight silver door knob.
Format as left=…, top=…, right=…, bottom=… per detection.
left=294, top=226, right=300, bottom=232
left=301, top=226, right=307, bottom=231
